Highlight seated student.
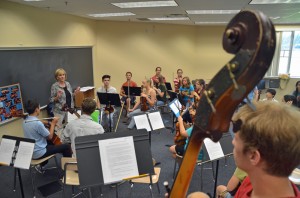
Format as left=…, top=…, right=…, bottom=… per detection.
left=119, top=72, right=138, bottom=111
left=179, top=76, right=195, bottom=106
left=261, top=88, right=278, bottom=102
left=127, top=78, right=156, bottom=129
left=283, top=94, right=298, bottom=107
left=153, top=75, right=167, bottom=106
left=173, top=69, right=183, bottom=93
left=152, top=67, right=166, bottom=87
left=292, top=80, right=300, bottom=108
left=217, top=167, right=248, bottom=198
left=23, top=100, right=72, bottom=170
left=61, top=98, right=104, bottom=158
left=169, top=109, right=203, bottom=160
left=232, top=102, right=300, bottom=197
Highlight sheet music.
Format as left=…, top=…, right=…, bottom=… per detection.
left=14, top=141, right=34, bottom=169
left=169, top=98, right=182, bottom=117
left=204, top=138, right=225, bottom=160
left=148, top=112, right=164, bottom=130
left=0, top=138, right=16, bottom=166
left=80, top=86, right=94, bottom=92
left=134, top=114, right=151, bottom=132
left=98, top=136, right=139, bottom=184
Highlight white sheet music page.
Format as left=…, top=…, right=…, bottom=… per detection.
left=0, top=138, right=16, bottom=166
left=98, top=136, right=139, bottom=184
left=204, top=138, right=224, bottom=160
left=134, top=114, right=151, bottom=132
left=14, top=141, right=34, bottom=169
left=148, top=112, right=164, bottom=130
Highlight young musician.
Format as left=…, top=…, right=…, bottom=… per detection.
left=152, top=67, right=166, bottom=87
left=61, top=98, right=104, bottom=157
left=232, top=102, right=300, bottom=197
left=23, top=100, right=72, bottom=171
left=173, top=69, right=183, bottom=93
left=194, top=79, right=206, bottom=102
left=127, top=78, right=156, bottom=129
left=153, top=75, right=167, bottom=106
left=292, top=80, right=300, bottom=108
left=169, top=108, right=203, bottom=160
left=179, top=76, right=195, bottom=106
left=97, top=75, right=117, bottom=131
left=120, top=72, right=138, bottom=111
left=50, top=68, right=80, bottom=127
left=261, top=88, right=278, bottom=102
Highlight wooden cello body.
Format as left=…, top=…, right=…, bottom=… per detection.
left=169, top=10, right=276, bottom=197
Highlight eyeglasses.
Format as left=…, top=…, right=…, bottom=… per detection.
left=232, top=119, right=242, bottom=133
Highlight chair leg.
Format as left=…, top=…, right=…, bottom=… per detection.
left=13, top=168, right=17, bottom=192
left=156, top=183, right=161, bottom=194
left=173, top=159, right=177, bottom=179
left=72, top=185, right=75, bottom=196
left=54, top=155, right=61, bottom=178
left=129, top=182, right=134, bottom=198
left=149, top=184, right=154, bottom=198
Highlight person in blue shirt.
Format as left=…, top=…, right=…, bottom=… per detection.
left=179, top=76, right=195, bottom=106
left=23, top=100, right=72, bottom=168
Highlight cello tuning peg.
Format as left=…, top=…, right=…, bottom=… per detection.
left=226, top=28, right=239, bottom=43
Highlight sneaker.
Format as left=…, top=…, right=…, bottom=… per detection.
left=34, top=165, right=44, bottom=174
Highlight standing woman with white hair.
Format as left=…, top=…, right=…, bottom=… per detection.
left=50, top=68, right=80, bottom=127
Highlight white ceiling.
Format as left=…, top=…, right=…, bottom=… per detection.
left=6, top=0, right=300, bottom=25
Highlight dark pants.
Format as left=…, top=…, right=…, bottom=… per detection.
left=38, top=143, right=72, bottom=166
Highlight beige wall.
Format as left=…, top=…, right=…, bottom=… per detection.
left=0, top=1, right=299, bottom=139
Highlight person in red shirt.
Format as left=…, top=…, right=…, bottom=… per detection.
left=173, top=68, right=183, bottom=93
left=151, top=66, right=166, bottom=87
left=119, top=72, right=138, bottom=111
left=232, top=102, right=300, bottom=198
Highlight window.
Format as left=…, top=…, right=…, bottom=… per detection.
left=266, top=31, right=300, bottom=78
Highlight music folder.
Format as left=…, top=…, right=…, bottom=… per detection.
left=165, top=82, right=172, bottom=91
left=122, top=86, right=141, bottom=96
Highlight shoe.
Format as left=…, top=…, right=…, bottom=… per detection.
left=34, top=165, right=45, bottom=174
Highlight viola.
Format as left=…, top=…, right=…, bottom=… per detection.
left=167, top=10, right=276, bottom=197
left=173, top=122, right=187, bottom=146
left=104, top=104, right=114, bottom=114
left=62, top=103, right=80, bottom=118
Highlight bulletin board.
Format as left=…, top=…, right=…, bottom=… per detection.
left=0, top=84, right=24, bottom=123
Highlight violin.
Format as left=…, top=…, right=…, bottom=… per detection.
left=104, top=103, right=114, bottom=114
left=62, top=104, right=80, bottom=118
left=140, top=86, right=149, bottom=112
left=174, top=122, right=187, bottom=146
left=167, top=10, right=276, bottom=197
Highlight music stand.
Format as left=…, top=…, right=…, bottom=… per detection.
left=122, top=86, right=141, bottom=96
left=97, top=92, right=121, bottom=132
left=165, top=82, right=172, bottom=91
left=1, top=135, right=35, bottom=198
left=75, top=129, right=154, bottom=198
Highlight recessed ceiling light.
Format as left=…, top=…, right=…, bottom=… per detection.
left=148, top=17, right=190, bottom=21
left=112, top=1, right=178, bottom=8
left=250, top=0, right=300, bottom=4
left=24, top=0, right=44, bottom=1
left=88, top=12, right=135, bottom=17
left=187, top=10, right=240, bottom=14
left=195, top=22, right=227, bottom=24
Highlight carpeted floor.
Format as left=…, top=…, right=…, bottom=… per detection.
left=0, top=108, right=236, bottom=198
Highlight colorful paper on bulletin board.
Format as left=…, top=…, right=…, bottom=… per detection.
left=0, top=84, right=24, bottom=123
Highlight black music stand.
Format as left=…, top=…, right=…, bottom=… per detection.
left=122, top=86, right=142, bottom=96
left=1, top=135, right=35, bottom=198
left=165, top=82, right=172, bottom=91
left=97, top=92, right=121, bottom=132
left=198, top=133, right=234, bottom=197
left=166, top=91, right=184, bottom=133
left=75, top=129, right=154, bottom=198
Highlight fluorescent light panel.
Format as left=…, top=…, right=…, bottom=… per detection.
left=148, top=17, right=189, bottom=21
left=250, top=0, right=300, bottom=4
left=187, top=10, right=240, bottom=14
left=88, top=12, right=135, bottom=17
left=24, top=0, right=44, bottom=1
left=112, top=1, right=177, bottom=8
